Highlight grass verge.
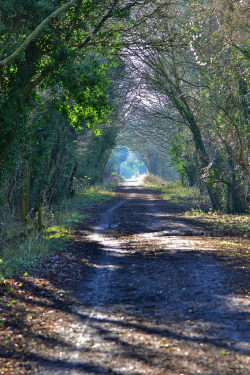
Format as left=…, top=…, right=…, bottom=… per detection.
left=143, top=174, right=249, bottom=237
left=0, top=186, right=115, bottom=280
left=185, top=209, right=249, bottom=237
left=143, top=174, right=207, bottom=208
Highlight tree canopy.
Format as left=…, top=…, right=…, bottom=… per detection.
left=0, top=0, right=248, bottom=227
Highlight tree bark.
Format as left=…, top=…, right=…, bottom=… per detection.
left=174, top=96, right=222, bottom=210
left=68, top=161, right=79, bottom=197
left=20, top=159, right=29, bottom=225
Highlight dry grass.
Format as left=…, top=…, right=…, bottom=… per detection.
left=0, top=186, right=114, bottom=280
left=143, top=174, right=208, bottom=207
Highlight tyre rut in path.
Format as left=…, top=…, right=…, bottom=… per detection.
left=36, top=185, right=250, bottom=375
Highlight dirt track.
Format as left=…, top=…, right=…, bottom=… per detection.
left=1, top=185, right=250, bottom=374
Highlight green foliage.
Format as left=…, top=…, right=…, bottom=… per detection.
left=76, top=124, right=117, bottom=184
left=0, top=0, right=130, bottom=237
left=51, top=54, right=112, bottom=130
left=169, top=131, right=198, bottom=187
left=0, top=0, right=132, bottom=174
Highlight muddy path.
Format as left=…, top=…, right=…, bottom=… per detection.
left=1, top=185, right=250, bottom=374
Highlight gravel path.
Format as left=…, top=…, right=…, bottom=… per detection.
left=13, top=186, right=250, bottom=374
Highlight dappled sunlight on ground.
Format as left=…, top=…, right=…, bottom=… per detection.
left=0, top=185, right=249, bottom=374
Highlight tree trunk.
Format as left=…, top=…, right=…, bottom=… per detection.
left=227, top=180, right=248, bottom=213
left=68, top=161, right=78, bottom=197
left=20, top=159, right=29, bottom=225
left=180, top=107, right=222, bottom=210
left=206, top=183, right=222, bottom=211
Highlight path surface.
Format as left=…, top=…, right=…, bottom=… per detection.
left=35, top=185, right=249, bottom=375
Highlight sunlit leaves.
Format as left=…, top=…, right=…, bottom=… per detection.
left=49, top=53, right=113, bottom=130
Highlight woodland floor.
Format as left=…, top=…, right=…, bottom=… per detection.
left=0, top=185, right=249, bottom=375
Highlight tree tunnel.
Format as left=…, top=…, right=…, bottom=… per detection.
left=104, top=147, right=148, bottom=182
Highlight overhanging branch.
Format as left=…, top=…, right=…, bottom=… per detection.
left=0, top=0, right=77, bottom=68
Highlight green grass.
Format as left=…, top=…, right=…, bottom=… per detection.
left=143, top=175, right=249, bottom=237
left=161, top=183, right=199, bottom=204
left=0, top=186, right=115, bottom=280
left=53, top=185, right=115, bottom=214
left=45, top=225, right=73, bottom=242
left=0, top=234, right=49, bottom=280
left=143, top=175, right=206, bottom=207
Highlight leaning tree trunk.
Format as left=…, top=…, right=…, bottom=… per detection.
left=167, top=86, right=222, bottom=209
left=179, top=104, right=222, bottom=210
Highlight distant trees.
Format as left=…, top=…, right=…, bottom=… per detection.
left=117, top=113, right=179, bottom=181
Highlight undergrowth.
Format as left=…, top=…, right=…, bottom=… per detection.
left=143, top=175, right=249, bottom=237
left=0, top=185, right=114, bottom=280
left=185, top=209, right=249, bottom=237
left=143, top=174, right=207, bottom=207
